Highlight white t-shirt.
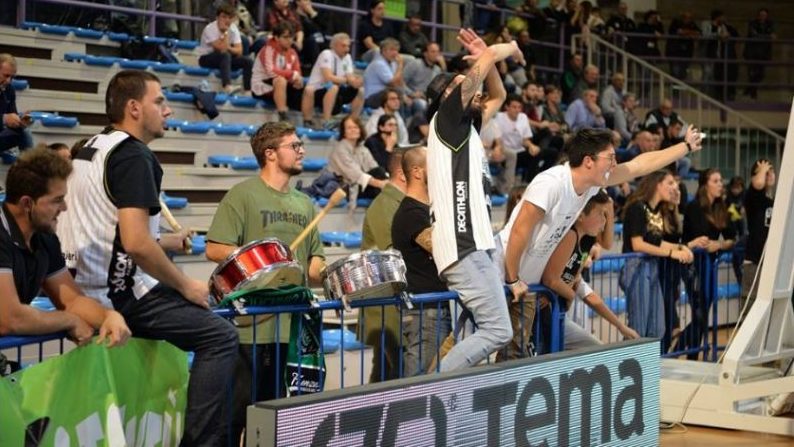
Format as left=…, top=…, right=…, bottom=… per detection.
left=197, top=20, right=242, bottom=56
left=494, top=112, right=533, bottom=154
left=496, top=163, right=599, bottom=284
left=307, top=49, right=354, bottom=90
left=479, top=119, right=502, bottom=148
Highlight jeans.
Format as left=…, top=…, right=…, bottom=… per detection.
left=198, top=51, right=253, bottom=90
left=0, top=126, right=33, bottom=152
left=403, top=303, right=451, bottom=376
left=621, top=257, right=665, bottom=338
left=439, top=250, right=512, bottom=372
left=116, top=285, right=239, bottom=446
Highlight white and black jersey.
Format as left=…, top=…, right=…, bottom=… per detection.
left=427, top=83, right=494, bottom=274
left=57, top=129, right=161, bottom=308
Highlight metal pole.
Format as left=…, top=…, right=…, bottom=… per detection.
left=351, top=0, right=359, bottom=60
left=17, top=0, right=26, bottom=28
left=148, top=0, right=156, bottom=36
left=430, top=0, right=438, bottom=43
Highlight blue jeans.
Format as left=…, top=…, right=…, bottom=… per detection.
left=404, top=303, right=451, bottom=376
left=115, top=285, right=239, bottom=446
left=439, top=250, right=512, bottom=372
left=621, top=257, right=665, bottom=338
left=199, top=51, right=253, bottom=90
left=0, top=126, right=32, bottom=152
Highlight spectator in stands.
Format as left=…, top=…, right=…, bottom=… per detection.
left=744, top=8, right=776, bottom=99
left=606, top=1, right=635, bottom=35
left=480, top=116, right=507, bottom=194
left=742, top=159, right=775, bottom=312
left=540, top=84, right=569, bottom=140
left=565, top=89, right=606, bottom=131
left=47, top=142, right=71, bottom=160
left=301, top=33, right=364, bottom=130
left=265, top=0, right=304, bottom=51
left=495, top=94, right=540, bottom=190
left=365, top=88, right=409, bottom=145
left=252, top=22, right=303, bottom=122
left=403, top=42, right=446, bottom=118
left=588, top=7, right=607, bottom=36
left=515, top=30, right=537, bottom=83
left=295, top=0, right=327, bottom=76
left=516, top=0, right=547, bottom=44
left=633, top=10, right=663, bottom=57
left=619, top=129, right=654, bottom=163
left=364, top=114, right=399, bottom=170
left=0, top=147, right=130, bottom=346
left=561, top=52, right=583, bottom=104
left=702, top=9, right=739, bottom=101
left=360, top=149, right=406, bottom=381
left=666, top=12, right=701, bottom=81
left=621, top=170, right=693, bottom=340
left=392, top=146, right=452, bottom=375
left=329, top=115, right=386, bottom=200
left=358, top=0, right=396, bottom=62
left=678, top=168, right=736, bottom=359
left=599, top=72, right=624, bottom=127
left=472, top=0, right=507, bottom=35
left=521, top=81, right=544, bottom=122
left=613, top=92, right=639, bottom=144
left=205, top=121, right=325, bottom=446
left=540, top=190, right=638, bottom=352
left=363, top=38, right=405, bottom=109
left=399, top=15, right=429, bottom=58
left=498, top=127, right=703, bottom=359
left=658, top=176, right=688, bottom=353
left=572, top=64, right=599, bottom=104
left=57, top=70, right=238, bottom=444
left=661, top=120, right=692, bottom=178
left=645, top=98, right=686, bottom=136
left=197, top=4, right=253, bottom=95
left=0, top=54, right=32, bottom=153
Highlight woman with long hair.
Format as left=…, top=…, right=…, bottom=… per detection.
left=620, top=170, right=694, bottom=342
left=676, top=168, right=736, bottom=358
left=364, top=113, right=398, bottom=171
left=328, top=115, right=386, bottom=200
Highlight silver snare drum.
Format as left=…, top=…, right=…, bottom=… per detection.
left=323, top=250, right=407, bottom=304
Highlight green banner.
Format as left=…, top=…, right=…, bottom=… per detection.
left=0, top=338, right=188, bottom=446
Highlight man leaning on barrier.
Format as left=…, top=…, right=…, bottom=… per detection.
left=0, top=148, right=130, bottom=348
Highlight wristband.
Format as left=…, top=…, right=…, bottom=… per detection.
left=668, top=249, right=673, bottom=258
left=685, top=142, right=693, bottom=153
left=506, top=278, right=520, bottom=286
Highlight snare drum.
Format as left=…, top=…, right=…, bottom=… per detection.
left=209, top=238, right=304, bottom=303
left=323, top=250, right=407, bottom=304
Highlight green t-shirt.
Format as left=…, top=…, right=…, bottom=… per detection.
left=207, top=177, right=324, bottom=344
left=362, top=182, right=405, bottom=250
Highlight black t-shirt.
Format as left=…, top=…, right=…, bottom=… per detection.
left=622, top=201, right=664, bottom=253
left=391, top=196, right=447, bottom=293
left=0, top=205, right=66, bottom=305
left=682, top=200, right=736, bottom=245
left=561, top=231, right=596, bottom=286
left=744, top=184, right=774, bottom=263
left=357, top=17, right=395, bottom=55
left=364, top=133, right=389, bottom=171
left=0, top=85, right=18, bottom=131
left=106, top=137, right=162, bottom=213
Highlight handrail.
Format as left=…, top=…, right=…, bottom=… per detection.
left=573, top=33, right=786, bottom=143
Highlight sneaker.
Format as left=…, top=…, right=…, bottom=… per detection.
left=303, top=119, right=321, bottom=130
left=322, top=119, right=339, bottom=131
left=278, top=111, right=289, bottom=122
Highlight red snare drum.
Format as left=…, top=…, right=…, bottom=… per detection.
left=209, top=238, right=304, bottom=303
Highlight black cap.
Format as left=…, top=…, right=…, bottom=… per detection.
left=425, top=72, right=458, bottom=121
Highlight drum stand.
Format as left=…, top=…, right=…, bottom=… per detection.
left=659, top=101, right=794, bottom=435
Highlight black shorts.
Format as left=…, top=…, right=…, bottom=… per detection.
left=314, top=85, right=359, bottom=115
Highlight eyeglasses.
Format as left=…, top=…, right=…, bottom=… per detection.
left=270, top=140, right=305, bottom=153
left=591, top=153, right=617, bottom=164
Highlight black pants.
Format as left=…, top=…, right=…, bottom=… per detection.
left=199, top=51, right=253, bottom=90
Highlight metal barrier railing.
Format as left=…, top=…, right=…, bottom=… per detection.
left=572, top=33, right=785, bottom=179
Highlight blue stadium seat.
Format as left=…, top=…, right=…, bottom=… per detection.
left=107, top=32, right=131, bottom=42
left=161, top=193, right=188, bottom=209
left=174, top=39, right=199, bottom=50
left=229, top=96, right=258, bottom=108
left=190, top=235, right=206, bottom=255
left=207, top=155, right=257, bottom=170
left=491, top=194, right=507, bottom=207
left=0, top=192, right=5, bottom=203
left=354, top=60, right=368, bottom=70
left=164, top=91, right=194, bottom=102
left=63, top=52, right=86, bottom=62
left=183, top=66, right=212, bottom=76
left=10, top=79, right=28, bottom=90
left=180, top=121, right=214, bottom=134
left=153, top=63, right=183, bottom=74
left=39, top=24, right=72, bottom=35
left=343, top=232, right=362, bottom=248
left=683, top=171, right=699, bottom=181
left=245, top=125, right=258, bottom=136
left=316, top=197, right=348, bottom=208
left=73, top=28, right=104, bottom=39
left=143, top=36, right=168, bottom=45
left=213, top=123, right=248, bottom=136
left=165, top=118, right=186, bottom=130
left=305, top=129, right=337, bottom=140
left=83, top=55, right=122, bottom=67
left=28, top=112, right=78, bottom=128
left=31, top=297, right=55, bottom=311
left=717, top=283, right=741, bottom=300
left=320, top=231, right=347, bottom=245
left=614, top=222, right=623, bottom=237
left=302, top=158, right=327, bottom=172
left=119, top=59, right=159, bottom=69
left=356, top=198, right=372, bottom=208
left=214, top=93, right=229, bottom=105
left=322, top=328, right=365, bottom=352
left=20, top=21, right=43, bottom=30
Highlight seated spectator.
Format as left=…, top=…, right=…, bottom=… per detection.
left=403, top=42, right=445, bottom=117
left=301, top=33, right=364, bottom=129
left=565, top=89, right=606, bottom=131
left=661, top=120, right=691, bottom=178
left=613, top=92, right=639, bottom=144
left=495, top=94, right=540, bottom=189
left=265, top=0, right=304, bottom=52
left=364, top=114, right=399, bottom=170
left=399, top=15, right=428, bottom=58
left=645, top=98, right=686, bottom=136
left=0, top=147, right=131, bottom=347
left=295, top=0, right=327, bottom=76
left=571, top=64, right=599, bottom=103
left=252, top=22, right=303, bottom=122
left=540, top=190, right=639, bottom=353
left=599, top=72, right=624, bottom=126
left=328, top=115, right=386, bottom=201
left=358, top=0, right=396, bottom=62
left=365, top=88, right=409, bottom=145
left=0, top=54, right=33, bottom=153
left=363, top=38, right=405, bottom=109
left=619, top=129, right=655, bottom=163
left=197, top=3, right=253, bottom=95
left=560, top=52, right=583, bottom=104
left=540, top=84, right=569, bottom=142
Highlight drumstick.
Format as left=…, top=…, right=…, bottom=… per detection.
left=290, top=188, right=347, bottom=252
left=159, top=198, right=194, bottom=254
